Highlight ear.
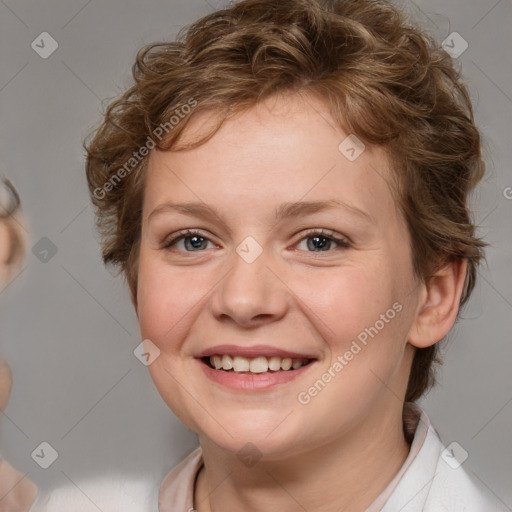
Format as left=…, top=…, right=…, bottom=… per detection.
left=408, top=258, right=468, bottom=349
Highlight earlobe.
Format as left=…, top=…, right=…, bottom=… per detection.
left=408, top=258, right=468, bottom=349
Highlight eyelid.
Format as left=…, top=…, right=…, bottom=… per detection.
left=161, top=229, right=215, bottom=249
left=292, top=228, right=351, bottom=247
left=162, top=228, right=351, bottom=252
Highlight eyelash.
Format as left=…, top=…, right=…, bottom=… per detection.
left=161, top=228, right=351, bottom=253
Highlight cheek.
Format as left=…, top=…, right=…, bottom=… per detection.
left=299, top=260, right=414, bottom=388
left=300, top=264, right=402, bottom=341
left=293, top=267, right=413, bottom=436
left=135, top=253, right=206, bottom=428
left=136, top=254, right=207, bottom=350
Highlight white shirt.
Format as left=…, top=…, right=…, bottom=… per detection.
left=158, top=411, right=499, bottom=511
left=33, top=410, right=499, bottom=511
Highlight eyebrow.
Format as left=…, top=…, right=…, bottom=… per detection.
left=148, top=199, right=372, bottom=225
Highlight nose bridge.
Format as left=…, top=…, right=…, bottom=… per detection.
left=210, top=236, right=287, bottom=326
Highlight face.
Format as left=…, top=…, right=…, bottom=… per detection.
left=136, top=93, right=424, bottom=459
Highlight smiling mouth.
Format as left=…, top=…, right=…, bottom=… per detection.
left=203, top=355, right=314, bottom=374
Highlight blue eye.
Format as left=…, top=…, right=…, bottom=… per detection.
left=295, top=229, right=351, bottom=252
left=162, top=229, right=350, bottom=253
left=162, top=230, right=214, bottom=251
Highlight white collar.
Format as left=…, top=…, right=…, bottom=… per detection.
left=158, top=409, right=496, bottom=512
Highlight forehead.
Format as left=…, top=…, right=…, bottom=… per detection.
left=143, top=93, right=402, bottom=229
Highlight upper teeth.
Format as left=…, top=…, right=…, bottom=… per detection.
left=209, top=355, right=309, bottom=373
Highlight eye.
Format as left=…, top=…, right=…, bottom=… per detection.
left=162, top=228, right=351, bottom=254
left=162, top=229, right=216, bottom=252
left=294, top=229, right=351, bottom=252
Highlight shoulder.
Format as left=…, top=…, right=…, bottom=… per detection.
left=31, top=447, right=203, bottom=512
left=411, top=413, right=498, bottom=511
left=423, top=447, right=499, bottom=512
left=31, top=473, right=158, bottom=512
left=381, top=410, right=499, bottom=512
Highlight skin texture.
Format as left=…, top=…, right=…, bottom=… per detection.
left=134, top=93, right=467, bottom=512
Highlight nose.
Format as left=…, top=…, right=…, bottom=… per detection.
left=209, top=241, right=289, bottom=329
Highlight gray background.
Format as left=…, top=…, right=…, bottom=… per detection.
left=0, top=0, right=511, bottom=506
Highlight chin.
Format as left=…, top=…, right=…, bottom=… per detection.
left=196, top=415, right=303, bottom=458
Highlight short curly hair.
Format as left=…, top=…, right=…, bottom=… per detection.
left=85, top=0, right=486, bottom=403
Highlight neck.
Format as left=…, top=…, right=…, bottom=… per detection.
left=195, top=406, right=411, bottom=512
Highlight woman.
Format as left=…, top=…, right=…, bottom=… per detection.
left=82, top=0, right=498, bottom=509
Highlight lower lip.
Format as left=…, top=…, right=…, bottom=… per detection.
left=198, top=359, right=314, bottom=391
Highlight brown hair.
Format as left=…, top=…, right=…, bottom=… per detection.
left=0, top=178, right=25, bottom=272
left=85, top=0, right=486, bottom=402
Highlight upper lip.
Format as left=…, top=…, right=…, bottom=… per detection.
left=196, top=344, right=316, bottom=360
